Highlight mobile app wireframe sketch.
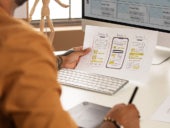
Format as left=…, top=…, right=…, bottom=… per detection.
left=89, top=33, right=109, bottom=67
left=106, top=37, right=129, bottom=69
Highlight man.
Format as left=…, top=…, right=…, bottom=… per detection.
left=0, top=0, right=140, bottom=128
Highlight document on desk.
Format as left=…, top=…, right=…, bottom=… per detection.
left=151, top=96, right=170, bottom=123
left=76, top=25, right=158, bottom=82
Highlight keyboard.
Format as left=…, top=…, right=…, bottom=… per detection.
left=58, top=69, right=128, bottom=95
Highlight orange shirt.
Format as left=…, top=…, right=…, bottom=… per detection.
left=0, top=7, right=77, bottom=128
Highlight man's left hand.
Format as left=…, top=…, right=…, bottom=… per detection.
left=60, top=46, right=91, bottom=69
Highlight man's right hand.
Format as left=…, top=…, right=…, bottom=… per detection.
left=100, top=103, right=140, bottom=128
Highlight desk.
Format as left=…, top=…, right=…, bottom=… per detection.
left=60, top=58, right=170, bottom=128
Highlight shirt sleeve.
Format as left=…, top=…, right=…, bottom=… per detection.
left=2, top=29, right=77, bottom=128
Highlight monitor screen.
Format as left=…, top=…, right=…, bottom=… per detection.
left=83, top=0, right=170, bottom=32
left=82, top=0, right=170, bottom=64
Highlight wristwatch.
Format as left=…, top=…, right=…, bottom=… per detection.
left=56, top=48, right=75, bottom=70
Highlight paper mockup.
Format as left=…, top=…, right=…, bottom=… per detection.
left=76, top=25, right=158, bottom=82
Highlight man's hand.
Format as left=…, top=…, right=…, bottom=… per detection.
left=100, top=104, right=140, bottom=128
left=60, top=46, right=91, bottom=69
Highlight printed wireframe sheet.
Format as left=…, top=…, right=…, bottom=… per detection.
left=76, top=25, right=158, bottom=82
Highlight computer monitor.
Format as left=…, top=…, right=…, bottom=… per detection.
left=82, top=0, right=170, bottom=64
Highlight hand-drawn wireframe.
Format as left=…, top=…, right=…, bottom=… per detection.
left=106, top=37, right=129, bottom=69
left=90, top=33, right=109, bottom=67
left=29, top=0, right=69, bottom=44
left=126, top=36, right=145, bottom=70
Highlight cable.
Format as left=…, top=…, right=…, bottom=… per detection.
left=152, top=56, right=170, bottom=65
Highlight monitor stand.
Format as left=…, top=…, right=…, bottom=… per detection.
left=152, top=46, right=170, bottom=65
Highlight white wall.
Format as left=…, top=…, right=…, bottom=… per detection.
left=14, top=2, right=27, bottom=18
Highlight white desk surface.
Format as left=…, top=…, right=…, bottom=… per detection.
left=59, top=57, right=170, bottom=128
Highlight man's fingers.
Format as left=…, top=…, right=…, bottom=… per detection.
left=73, top=46, right=83, bottom=51
left=73, top=46, right=91, bottom=53
left=72, top=47, right=91, bottom=57
left=83, top=48, right=91, bottom=54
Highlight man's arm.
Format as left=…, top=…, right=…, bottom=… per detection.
left=3, top=27, right=77, bottom=128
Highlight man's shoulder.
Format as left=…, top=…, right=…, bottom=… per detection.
left=12, top=20, right=50, bottom=45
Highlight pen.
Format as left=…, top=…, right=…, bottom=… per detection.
left=128, top=86, right=138, bottom=104
left=61, top=48, right=75, bottom=56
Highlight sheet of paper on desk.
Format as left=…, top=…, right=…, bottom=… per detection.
left=76, top=25, right=158, bottom=83
left=151, top=96, right=170, bottom=123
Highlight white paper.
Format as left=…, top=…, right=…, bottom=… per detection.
left=76, top=25, right=158, bottom=82
left=151, top=96, right=170, bottom=123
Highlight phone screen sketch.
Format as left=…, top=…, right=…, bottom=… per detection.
left=106, top=37, right=129, bottom=69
